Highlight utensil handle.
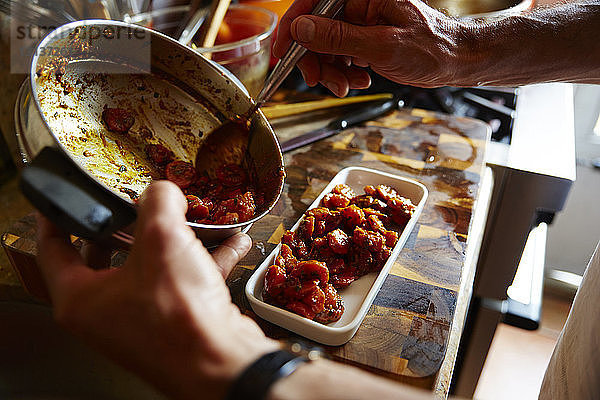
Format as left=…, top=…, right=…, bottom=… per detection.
left=175, top=0, right=205, bottom=39
left=256, top=0, right=346, bottom=104
left=197, top=0, right=232, bottom=49
left=326, top=97, right=397, bottom=130
left=178, top=8, right=208, bottom=44
left=280, top=97, right=398, bottom=152
left=280, top=127, right=334, bottom=153
left=261, top=93, right=393, bottom=119
left=19, top=147, right=136, bottom=241
left=256, top=43, right=307, bottom=104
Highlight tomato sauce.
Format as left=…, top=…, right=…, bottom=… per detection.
left=264, top=184, right=416, bottom=324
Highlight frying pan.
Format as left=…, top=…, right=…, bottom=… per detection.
left=15, top=20, right=285, bottom=246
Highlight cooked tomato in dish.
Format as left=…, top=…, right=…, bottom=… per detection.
left=185, top=195, right=212, bottom=221
left=182, top=163, right=260, bottom=225
left=264, top=184, right=416, bottom=324
left=102, top=107, right=135, bottom=134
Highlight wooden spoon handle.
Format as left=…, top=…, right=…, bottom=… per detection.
left=197, top=0, right=232, bottom=50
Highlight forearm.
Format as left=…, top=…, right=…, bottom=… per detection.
left=267, top=358, right=433, bottom=400
left=456, top=1, right=600, bottom=86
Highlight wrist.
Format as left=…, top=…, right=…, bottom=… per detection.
left=452, top=15, right=533, bottom=87
left=200, top=316, right=281, bottom=399
left=166, top=312, right=279, bottom=400
left=424, top=12, right=485, bottom=88
left=448, top=19, right=492, bottom=87
left=266, top=358, right=331, bottom=400
left=226, top=349, right=310, bottom=400
left=455, top=4, right=600, bottom=86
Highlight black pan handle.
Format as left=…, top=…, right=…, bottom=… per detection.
left=19, top=147, right=137, bottom=240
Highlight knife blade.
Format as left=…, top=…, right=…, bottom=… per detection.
left=280, top=97, right=399, bottom=153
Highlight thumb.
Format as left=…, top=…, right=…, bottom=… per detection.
left=211, top=232, right=253, bottom=278
left=36, top=214, right=95, bottom=303
left=291, top=16, right=397, bottom=61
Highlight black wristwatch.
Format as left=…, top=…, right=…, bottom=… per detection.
left=225, top=346, right=318, bottom=400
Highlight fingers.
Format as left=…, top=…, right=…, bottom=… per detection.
left=296, top=52, right=321, bottom=86
left=345, top=67, right=372, bottom=89
left=273, top=0, right=396, bottom=57
left=80, top=240, right=113, bottom=270
left=296, top=54, right=371, bottom=96
left=137, top=181, right=188, bottom=225
left=135, top=181, right=189, bottom=243
left=319, top=62, right=350, bottom=97
left=211, top=233, right=253, bottom=278
left=273, top=0, right=321, bottom=58
left=291, top=16, right=396, bottom=61
left=36, top=215, right=94, bottom=302
left=133, top=181, right=196, bottom=262
left=343, top=0, right=383, bottom=25
left=352, top=57, right=370, bottom=68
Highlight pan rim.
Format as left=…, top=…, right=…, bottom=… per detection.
left=28, top=19, right=285, bottom=231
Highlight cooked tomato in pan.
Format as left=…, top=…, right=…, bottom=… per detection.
left=102, top=107, right=135, bottom=134
left=163, top=159, right=260, bottom=225
left=106, top=106, right=262, bottom=225
left=153, top=157, right=260, bottom=224
left=263, top=184, right=415, bottom=324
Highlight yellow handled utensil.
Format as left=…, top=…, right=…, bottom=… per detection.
left=261, top=93, right=394, bottom=120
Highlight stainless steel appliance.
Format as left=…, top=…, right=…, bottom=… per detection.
left=451, top=83, right=575, bottom=396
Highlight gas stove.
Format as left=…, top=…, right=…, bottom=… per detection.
left=392, top=86, right=517, bottom=143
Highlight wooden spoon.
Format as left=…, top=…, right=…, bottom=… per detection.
left=196, top=0, right=232, bottom=58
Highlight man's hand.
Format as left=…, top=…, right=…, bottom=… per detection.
left=274, top=0, right=600, bottom=92
left=273, top=0, right=467, bottom=96
left=37, top=181, right=279, bottom=400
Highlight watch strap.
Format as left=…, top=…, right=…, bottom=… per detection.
left=225, top=350, right=309, bottom=400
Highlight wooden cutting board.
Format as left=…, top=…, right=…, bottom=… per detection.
left=2, top=104, right=490, bottom=397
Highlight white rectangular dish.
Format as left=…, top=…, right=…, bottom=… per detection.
left=245, top=167, right=428, bottom=346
